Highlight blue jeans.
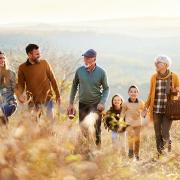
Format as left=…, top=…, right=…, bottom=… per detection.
left=34, top=100, right=54, bottom=120
left=45, top=100, right=54, bottom=119
left=112, top=131, right=126, bottom=152
left=1, top=103, right=17, bottom=118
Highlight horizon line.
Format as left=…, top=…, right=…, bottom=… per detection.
left=1, top=16, right=180, bottom=26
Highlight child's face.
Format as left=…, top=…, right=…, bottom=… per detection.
left=113, top=96, right=122, bottom=108
left=128, top=88, right=139, bottom=100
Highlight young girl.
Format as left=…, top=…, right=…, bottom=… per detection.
left=0, top=51, right=17, bottom=124
left=120, top=85, right=144, bottom=160
left=104, top=94, right=127, bottom=152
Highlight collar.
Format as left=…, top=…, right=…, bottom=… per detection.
left=26, top=59, right=33, bottom=66
left=128, top=98, right=139, bottom=103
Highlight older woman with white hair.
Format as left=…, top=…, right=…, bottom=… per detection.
left=144, top=55, right=179, bottom=156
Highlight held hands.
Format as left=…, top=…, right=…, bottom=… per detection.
left=141, top=108, right=148, bottom=118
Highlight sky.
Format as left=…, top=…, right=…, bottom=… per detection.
left=0, top=0, right=180, bottom=24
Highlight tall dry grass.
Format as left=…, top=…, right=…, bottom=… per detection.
left=0, top=105, right=179, bottom=180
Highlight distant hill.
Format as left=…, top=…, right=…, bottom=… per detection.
left=0, top=17, right=180, bottom=102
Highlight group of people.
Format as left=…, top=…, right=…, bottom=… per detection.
left=67, top=49, right=179, bottom=160
left=0, top=44, right=179, bottom=160
left=0, top=44, right=61, bottom=124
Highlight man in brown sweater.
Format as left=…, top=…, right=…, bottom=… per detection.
left=17, top=44, right=61, bottom=119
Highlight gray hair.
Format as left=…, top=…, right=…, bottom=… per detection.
left=154, top=55, right=172, bottom=68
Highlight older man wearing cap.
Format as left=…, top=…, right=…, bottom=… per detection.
left=143, top=55, right=179, bottom=156
left=68, top=49, right=109, bottom=147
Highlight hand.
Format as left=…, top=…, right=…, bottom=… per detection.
left=67, top=104, right=76, bottom=119
left=171, top=88, right=179, bottom=96
left=56, top=97, right=61, bottom=107
left=18, top=94, right=27, bottom=103
left=141, top=109, right=148, bottom=118
left=97, top=103, right=105, bottom=112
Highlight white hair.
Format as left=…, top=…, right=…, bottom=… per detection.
left=154, top=55, right=172, bottom=68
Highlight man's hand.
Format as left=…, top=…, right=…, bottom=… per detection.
left=56, top=97, right=61, bottom=107
left=97, top=103, right=105, bottom=112
left=18, top=94, right=27, bottom=104
left=67, top=104, right=76, bottom=119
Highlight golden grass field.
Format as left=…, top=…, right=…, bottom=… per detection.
left=0, top=105, right=180, bottom=180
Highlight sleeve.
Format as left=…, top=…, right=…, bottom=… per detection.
left=174, top=73, right=180, bottom=89
left=145, top=75, right=154, bottom=109
left=16, top=66, right=25, bottom=97
left=100, top=70, right=109, bottom=105
left=9, top=70, right=16, bottom=90
left=140, top=100, right=145, bottom=110
left=46, top=61, right=60, bottom=99
left=120, top=102, right=127, bottom=120
left=69, top=70, right=79, bottom=104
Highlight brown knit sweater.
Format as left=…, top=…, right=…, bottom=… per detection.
left=17, top=59, right=60, bottom=104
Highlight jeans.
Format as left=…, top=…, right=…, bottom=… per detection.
left=79, top=102, right=101, bottom=146
left=0, top=103, right=17, bottom=118
left=30, top=100, right=54, bottom=120
left=45, top=100, right=54, bottom=119
left=153, top=113, right=172, bottom=153
left=112, top=131, right=126, bottom=152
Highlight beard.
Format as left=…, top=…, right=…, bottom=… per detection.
left=33, top=57, right=40, bottom=63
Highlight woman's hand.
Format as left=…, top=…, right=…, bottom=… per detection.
left=171, top=88, right=179, bottom=96
left=18, top=94, right=27, bottom=104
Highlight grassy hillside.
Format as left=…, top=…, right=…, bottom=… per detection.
left=0, top=107, right=179, bottom=180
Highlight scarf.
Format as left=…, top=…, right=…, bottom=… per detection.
left=156, top=69, right=171, bottom=80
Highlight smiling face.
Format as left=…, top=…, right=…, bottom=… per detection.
left=0, top=53, right=5, bottom=68
left=112, top=96, right=122, bottom=109
left=128, top=87, right=139, bottom=101
left=28, top=49, right=41, bottom=63
left=155, top=62, right=167, bottom=73
left=84, top=56, right=96, bottom=68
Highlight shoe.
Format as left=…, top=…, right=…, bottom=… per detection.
left=135, top=155, right=140, bottom=161
left=128, top=149, right=134, bottom=159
